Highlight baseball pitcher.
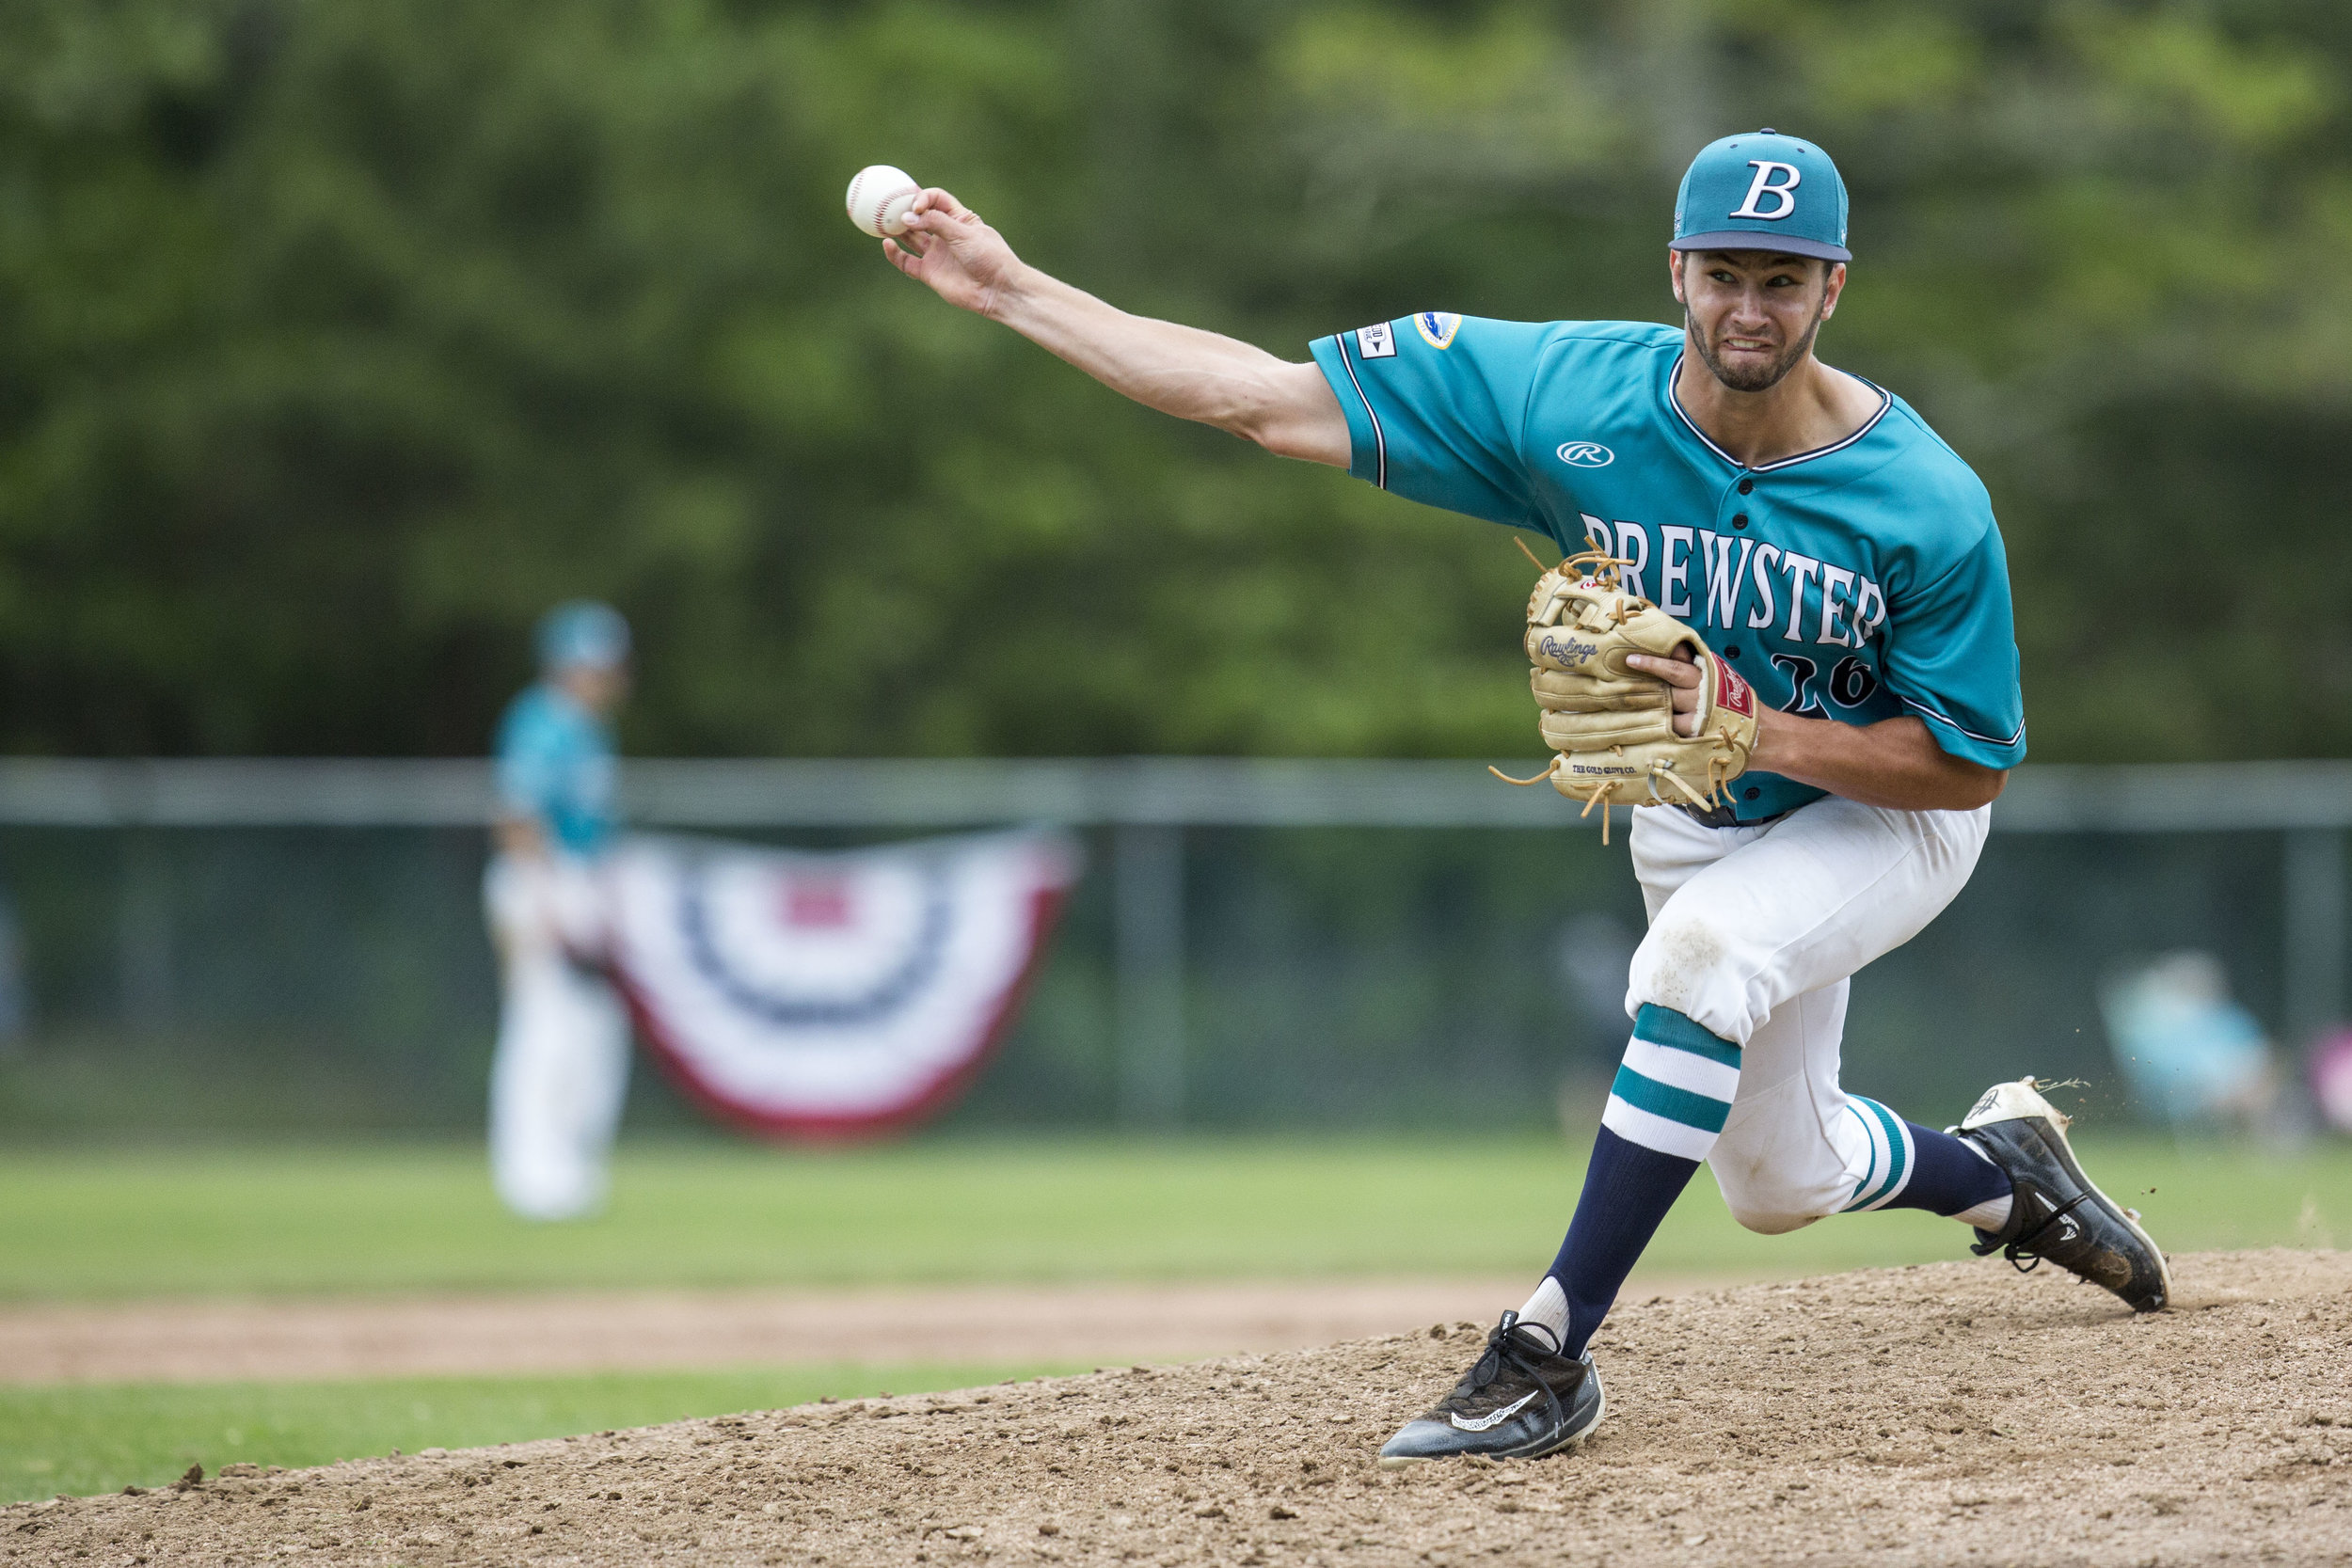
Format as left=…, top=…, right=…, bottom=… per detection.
left=882, top=129, right=2169, bottom=1463
left=485, top=601, right=633, bottom=1222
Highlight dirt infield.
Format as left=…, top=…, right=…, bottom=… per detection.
left=12, top=1249, right=2351, bottom=1567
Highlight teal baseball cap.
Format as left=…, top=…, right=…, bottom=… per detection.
left=1671, top=128, right=1850, bottom=262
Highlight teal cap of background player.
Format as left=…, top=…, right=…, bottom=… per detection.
left=1671, top=129, right=1850, bottom=262
left=537, top=600, right=630, bottom=673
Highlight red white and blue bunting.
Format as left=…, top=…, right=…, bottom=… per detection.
left=603, top=828, right=1080, bottom=1140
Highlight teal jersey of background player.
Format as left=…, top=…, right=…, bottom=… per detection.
left=495, top=682, right=619, bottom=856
left=1310, top=313, right=2027, bottom=823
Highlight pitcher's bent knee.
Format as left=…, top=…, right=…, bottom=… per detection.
left=1722, top=1196, right=1827, bottom=1235
left=1709, top=1147, right=1852, bottom=1235
left=1627, top=908, right=1759, bottom=1046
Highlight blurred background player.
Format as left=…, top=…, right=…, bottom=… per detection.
left=2100, top=951, right=2281, bottom=1135
left=485, top=601, right=633, bottom=1222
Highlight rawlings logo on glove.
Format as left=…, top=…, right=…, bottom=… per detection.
left=1534, top=630, right=1601, bottom=668
left=1490, top=540, right=1759, bottom=841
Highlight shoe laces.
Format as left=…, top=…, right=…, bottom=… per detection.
left=1971, top=1190, right=2091, bottom=1275
left=1461, top=1311, right=1570, bottom=1432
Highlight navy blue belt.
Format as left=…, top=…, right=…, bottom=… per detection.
left=1677, top=800, right=1788, bottom=831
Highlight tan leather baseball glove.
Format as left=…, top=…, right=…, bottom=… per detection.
left=1491, top=544, right=1760, bottom=840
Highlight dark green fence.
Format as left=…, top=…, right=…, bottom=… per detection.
left=0, top=764, right=2331, bottom=1137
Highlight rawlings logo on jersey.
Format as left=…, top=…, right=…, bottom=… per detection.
left=1556, top=442, right=1613, bottom=467
left=1712, top=656, right=1755, bottom=718
left=1415, top=311, right=1461, bottom=349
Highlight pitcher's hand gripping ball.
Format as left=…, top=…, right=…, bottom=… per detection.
left=846, top=165, right=923, bottom=238
left=1491, top=542, right=1758, bottom=840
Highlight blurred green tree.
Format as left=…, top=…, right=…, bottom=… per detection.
left=0, top=0, right=2344, bottom=761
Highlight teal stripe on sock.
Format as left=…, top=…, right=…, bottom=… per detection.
left=1841, top=1097, right=1910, bottom=1212
left=1863, top=1098, right=1910, bottom=1204
left=1630, top=1005, right=1741, bottom=1069
left=1835, top=1104, right=1891, bottom=1212
left=1610, top=1063, right=1732, bottom=1133
left=1837, top=1105, right=1881, bottom=1212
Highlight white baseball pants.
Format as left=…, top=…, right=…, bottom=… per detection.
left=485, top=853, right=630, bottom=1222
left=1623, top=796, right=1991, bottom=1233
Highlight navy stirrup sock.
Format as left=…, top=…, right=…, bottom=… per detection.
left=1825, top=1100, right=2013, bottom=1222
left=1834, top=1096, right=2013, bottom=1217
left=1541, top=1005, right=1737, bottom=1359
left=1886, top=1117, right=2012, bottom=1216
left=1547, top=1126, right=1699, bottom=1358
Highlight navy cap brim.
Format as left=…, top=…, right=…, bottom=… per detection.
left=1671, top=230, right=1851, bottom=262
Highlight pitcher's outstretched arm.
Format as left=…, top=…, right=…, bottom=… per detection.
left=884, top=188, right=1349, bottom=467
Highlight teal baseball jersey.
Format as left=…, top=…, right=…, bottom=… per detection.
left=496, top=683, right=619, bottom=856
left=1310, top=314, right=2026, bottom=822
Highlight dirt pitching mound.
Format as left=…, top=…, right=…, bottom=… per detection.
left=12, top=1249, right=2352, bottom=1567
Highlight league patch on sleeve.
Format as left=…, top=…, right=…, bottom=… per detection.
left=1414, top=311, right=1461, bottom=349
left=1355, top=322, right=1396, bottom=358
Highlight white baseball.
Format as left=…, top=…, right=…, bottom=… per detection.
left=846, top=165, right=922, bottom=239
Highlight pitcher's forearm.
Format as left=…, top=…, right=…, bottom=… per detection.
left=1751, top=711, right=2006, bottom=812
left=988, top=266, right=1348, bottom=464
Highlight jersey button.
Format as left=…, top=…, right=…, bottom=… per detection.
left=1743, top=786, right=1760, bottom=800
left=1738, top=477, right=1755, bottom=494
left=1724, top=644, right=1740, bottom=658
left=1732, top=514, right=1748, bottom=530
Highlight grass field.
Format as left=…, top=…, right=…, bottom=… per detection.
left=5, top=1132, right=2347, bottom=1503
left=0, top=1363, right=1076, bottom=1503
left=2, top=1133, right=2346, bottom=1300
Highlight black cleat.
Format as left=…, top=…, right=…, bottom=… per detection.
left=1956, top=1078, right=2171, bottom=1312
left=1377, top=1311, right=1604, bottom=1468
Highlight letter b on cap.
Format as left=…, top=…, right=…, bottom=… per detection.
left=1730, top=160, right=1801, bottom=220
